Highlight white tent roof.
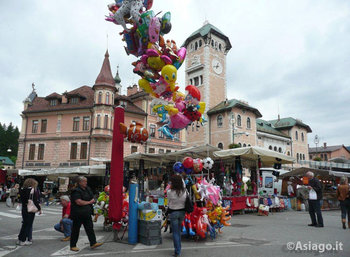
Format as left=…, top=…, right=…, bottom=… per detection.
left=124, top=144, right=221, bottom=169
left=18, top=164, right=106, bottom=176
left=213, top=146, right=295, bottom=165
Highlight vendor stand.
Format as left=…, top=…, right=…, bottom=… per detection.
left=280, top=167, right=350, bottom=210
left=213, top=146, right=295, bottom=215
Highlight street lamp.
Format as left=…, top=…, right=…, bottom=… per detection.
left=7, top=148, right=12, bottom=153
left=314, top=135, right=319, bottom=158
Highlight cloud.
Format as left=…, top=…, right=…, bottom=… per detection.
left=0, top=0, right=349, bottom=146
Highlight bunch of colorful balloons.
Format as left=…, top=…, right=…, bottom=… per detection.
left=106, top=0, right=206, bottom=139
left=173, top=157, right=204, bottom=175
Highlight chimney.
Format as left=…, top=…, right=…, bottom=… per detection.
left=62, top=92, right=68, bottom=104
left=323, top=142, right=327, bottom=148
left=127, top=84, right=138, bottom=96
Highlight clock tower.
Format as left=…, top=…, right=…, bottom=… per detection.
left=183, top=22, right=232, bottom=146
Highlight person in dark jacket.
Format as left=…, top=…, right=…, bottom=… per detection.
left=70, top=176, right=103, bottom=252
left=17, top=178, right=41, bottom=246
left=306, top=171, right=324, bottom=227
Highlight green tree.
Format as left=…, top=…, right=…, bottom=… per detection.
left=229, top=143, right=241, bottom=149
left=0, top=122, right=20, bottom=158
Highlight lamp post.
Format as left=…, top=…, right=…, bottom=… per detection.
left=314, top=134, right=319, bottom=159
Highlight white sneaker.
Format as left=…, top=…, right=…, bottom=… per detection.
left=24, top=240, right=32, bottom=246
left=16, top=240, right=26, bottom=246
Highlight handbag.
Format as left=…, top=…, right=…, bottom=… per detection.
left=185, top=190, right=194, bottom=213
left=27, top=188, right=39, bottom=213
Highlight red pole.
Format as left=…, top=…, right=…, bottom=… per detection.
left=109, top=106, right=124, bottom=226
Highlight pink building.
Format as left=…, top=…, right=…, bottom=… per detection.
left=16, top=51, right=183, bottom=171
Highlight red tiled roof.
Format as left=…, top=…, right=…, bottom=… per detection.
left=45, top=92, right=62, bottom=100
left=115, top=95, right=147, bottom=116
left=23, top=86, right=94, bottom=114
left=94, top=50, right=115, bottom=88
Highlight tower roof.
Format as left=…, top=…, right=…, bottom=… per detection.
left=114, top=69, right=121, bottom=84
left=94, top=50, right=115, bottom=88
left=183, top=22, right=232, bottom=51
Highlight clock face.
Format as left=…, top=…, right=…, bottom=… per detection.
left=212, top=59, right=223, bottom=74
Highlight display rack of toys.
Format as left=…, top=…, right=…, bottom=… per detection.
left=167, top=156, right=232, bottom=240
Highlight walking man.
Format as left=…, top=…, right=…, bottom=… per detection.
left=70, top=176, right=103, bottom=251
left=306, top=171, right=324, bottom=227
left=54, top=195, right=73, bottom=241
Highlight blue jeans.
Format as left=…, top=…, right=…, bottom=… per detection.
left=54, top=218, right=73, bottom=237
left=170, top=210, right=185, bottom=255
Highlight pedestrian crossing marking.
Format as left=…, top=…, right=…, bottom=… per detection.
left=133, top=243, right=157, bottom=250
left=0, top=211, right=21, bottom=218
left=51, top=236, right=103, bottom=256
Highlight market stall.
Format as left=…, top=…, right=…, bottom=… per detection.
left=213, top=146, right=295, bottom=214
left=280, top=167, right=350, bottom=210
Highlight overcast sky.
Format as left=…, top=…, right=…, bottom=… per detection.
left=1, top=0, right=349, bottom=147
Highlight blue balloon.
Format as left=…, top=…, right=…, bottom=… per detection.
left=173, top=162, right=184, bottom=173
left=184, top=167, right=193, bottom=175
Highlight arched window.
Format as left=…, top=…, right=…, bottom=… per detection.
left=98, top=92, right=102, bottom=104
left=190, top=79, right=193, bottom=85
left=219, top=44, right=222, bottom=51
left=217, top=114, right=223, bottom=127
left=287, top=151, right=291, bottom=156
left=238, top=143, right=242, bottom=147
left=104, top=115, right=108, bottom=129
left=237, top=115, right=242, bottom=127
left=106, top=92, right=110, bottom=105
left=321, top=154, right=324, bottom=160
left=278, top=147, right=282, bottom=153
left=199, top=40, right=202, bottom=47
left=247, top=117, right=251, bottom=129
left=96, top=114, right=101, bottom=128
left=269, top=145, right=273, bottom=150
left=211, top=40, right=214, bottom=47
left=303, top=154, right=305, bottom=160
left=195, top=41, right=198, bottom=50
left=324, top=154, right=328, bottom=161
left=301, top=132, right=304, bottom=142
left=243, top=143, right=247, bottom=147
left=297, top=153, right=299, bottom=162
left=248, top=144, right=251, bottom=147
left=274, top=146, right=277, bottom=152
left=295, top=131, right=298, bottom=141
left=218, top=143, right=223, bottom=149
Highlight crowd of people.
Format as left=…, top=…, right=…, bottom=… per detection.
left=1, top=171, right=348, bottom=255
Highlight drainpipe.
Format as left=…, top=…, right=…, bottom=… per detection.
left=87, top=110, right=93, bottom=165
left=21, top=114, right=28, bottom=169
left=208, top=114, right=211, bottom=145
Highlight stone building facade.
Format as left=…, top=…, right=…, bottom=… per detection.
left=182, top=23, right=312, bottom=165
left=16, top=51, right=183, bottom=170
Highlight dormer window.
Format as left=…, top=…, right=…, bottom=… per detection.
left=50, top=99, right=57, bottom=106
left=120, top=101, right=127, bottom=108
left=71, top=97, right=79, bottom=104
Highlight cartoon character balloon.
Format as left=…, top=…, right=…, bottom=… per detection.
left=106, top=0, right=206, bottom=139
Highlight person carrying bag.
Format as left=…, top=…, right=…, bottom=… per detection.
left=17, top=178, right=42, bottom=246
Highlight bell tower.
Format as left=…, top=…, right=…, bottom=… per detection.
left=183, top=22, right=232, bottom=146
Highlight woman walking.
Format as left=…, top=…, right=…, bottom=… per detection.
left=17, top=178, right=41, bottom=245
left=167, top=175, right=186, bottom=257
left=336, top=176, right=350, bottom=229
